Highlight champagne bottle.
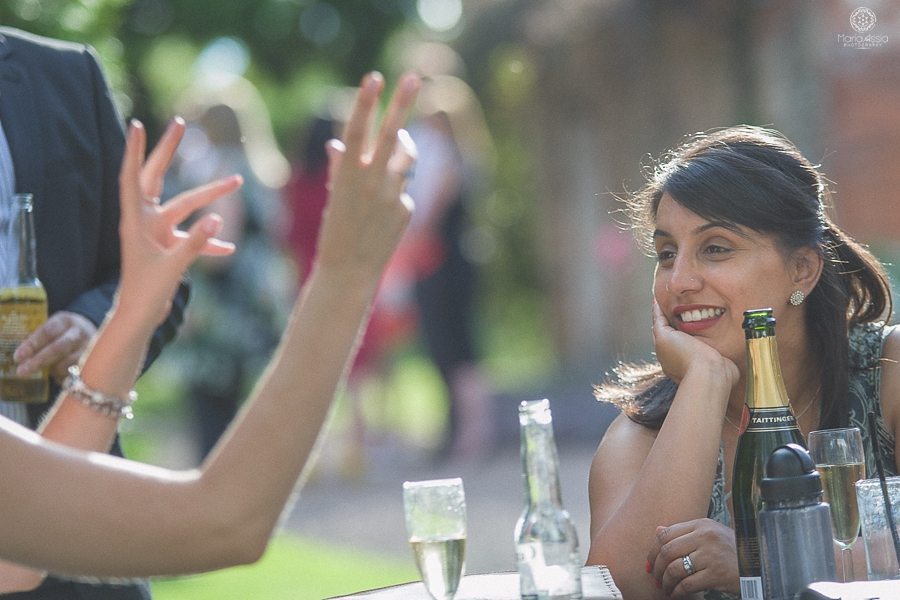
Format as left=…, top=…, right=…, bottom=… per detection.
left=514, top=399, right=582, bottom=600
left=0, top=193, right=48, bottom=403
left=732, top=308, right=805, bottom=599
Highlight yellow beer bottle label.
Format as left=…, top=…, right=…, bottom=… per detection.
left=0, top=286, right=49, bottom=403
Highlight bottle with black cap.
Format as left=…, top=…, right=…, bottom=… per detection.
left=759, top=443, right=837, bottom=600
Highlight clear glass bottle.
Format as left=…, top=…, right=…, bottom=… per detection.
left=732, top=308, right=805, bottom=599
left=0, top=193, right=48, bottom=403
left=514, top=399, right=582, bottom=600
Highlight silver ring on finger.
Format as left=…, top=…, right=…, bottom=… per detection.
left=682, top=554, right=696, bottom=576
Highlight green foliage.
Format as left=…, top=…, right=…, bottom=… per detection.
left=0, top=0, right=130, bottom=91
left=120, top=0, right=412, bottom=87
left=0, top=0, right=127, bottom=40
left=3, top=0, right=554, bottom=398
left=1, top=1, right=414, bottom=141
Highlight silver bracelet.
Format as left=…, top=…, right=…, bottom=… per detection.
left=63, top=365, right=136, bottom=420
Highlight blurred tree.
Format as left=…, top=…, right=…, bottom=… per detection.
left=120, top=0, right=413, bottom=131
left=0, top=0, right=126, bottom=43
left=0, top=0, right=130, bottom=91
left=125, top=0, right=411, bottom=81
left=0, top=0, right=553, bottom=391
left=0, top=0, right=413, bottom=138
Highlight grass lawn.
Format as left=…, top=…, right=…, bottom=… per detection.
left=151, top=534, right=418, bottom=600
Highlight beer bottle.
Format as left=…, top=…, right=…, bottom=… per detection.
left=514, top=399, right=582, bottom=600
left=0, top=193, right=48, bottom=402
left=732, top=308, right=805, bottom=599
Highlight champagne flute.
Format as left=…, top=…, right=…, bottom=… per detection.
left=402, top=478, right=467, bottom=600
left=808, top=427, right=866, bottom=582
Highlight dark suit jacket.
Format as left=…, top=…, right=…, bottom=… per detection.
left=0, top=27, right=189, bottom=427
left=0, top=27, right=188, bottom=599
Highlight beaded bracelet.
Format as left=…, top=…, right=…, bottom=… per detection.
left=62, top=365, right=136, bottom=420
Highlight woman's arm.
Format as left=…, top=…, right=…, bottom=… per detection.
left=0, top=72, right=419, bottom=578
left=587, top=300, right=738, bottom=599
left=0, top=117, right=210, bottom=593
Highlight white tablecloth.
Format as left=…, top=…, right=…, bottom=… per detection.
left=332, top=565, right=621, bottom=599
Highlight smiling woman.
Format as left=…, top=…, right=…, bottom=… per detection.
left=585, top=126, right=900, bottom=599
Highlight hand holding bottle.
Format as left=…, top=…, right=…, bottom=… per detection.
left=14, top=311, right=95, bottom=384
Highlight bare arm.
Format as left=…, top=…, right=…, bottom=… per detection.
left=587, top=300, right=737, bottom=599
left=0, top=117, right=217, bottom=593
left=0, top=72, right=419, bottom=579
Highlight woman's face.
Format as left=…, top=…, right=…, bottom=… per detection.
left=652, top=193, right=797, bottom=365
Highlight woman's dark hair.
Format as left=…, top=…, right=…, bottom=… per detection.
left=596, top=125, right=893, bottom=429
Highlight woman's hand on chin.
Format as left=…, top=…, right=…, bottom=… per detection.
left=652, top=299, right=738, bottom=388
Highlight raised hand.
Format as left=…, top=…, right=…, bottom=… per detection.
left=116, top=120, right=242, bottom=327
left=316, top=72, right=419, bottom=279
left=0, top=75, right=423, bottom=582
left=12, top=118, right=238, bottom=381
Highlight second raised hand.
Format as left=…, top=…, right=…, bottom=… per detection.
left=316, top=71, right=421, bottom=276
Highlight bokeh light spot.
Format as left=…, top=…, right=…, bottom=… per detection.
left=416, top=0, right=462, bottom=32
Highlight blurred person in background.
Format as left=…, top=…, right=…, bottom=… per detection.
left=166, top=77, right=293, bottom=460
left=403, top=74, right=496, bottom=462
left=284, top=111, right=417, bottom=477
left=284, top=115, right=335, bottom=283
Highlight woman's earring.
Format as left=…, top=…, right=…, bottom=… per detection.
left=789, top=290, right=805, bottom=306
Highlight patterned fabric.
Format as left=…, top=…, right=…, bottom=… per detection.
left=846, top=322, right=899, bottom=479
left=702, top=322, right=898, bottom=599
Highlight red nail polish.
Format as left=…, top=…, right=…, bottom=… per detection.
left=645, top=560, right=652, bottom=573
left=655, top=579, right=662, bottom=589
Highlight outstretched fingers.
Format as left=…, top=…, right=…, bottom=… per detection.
left=370, top=73, right=420, bottom=172
left=169, top=213, right=228, bottom=270
left=341, top=72, right=384, bottom=160
left=162, top=175, right=242, bottom=256
left=119, top=121, right=149, bottom=227
left=140, top=117, right=185, bottom=199
left=162, top=175, right=243, bottom=226
left=325, top=138, right=346, bottom=189
left=386, top=128, right=417, bottom=192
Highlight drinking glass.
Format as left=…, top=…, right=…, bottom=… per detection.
left=402, top=478, right=467, bottom=600
left=855, top=476, right=900, bottom=580
left=808, top=427, right=866, bottom=582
